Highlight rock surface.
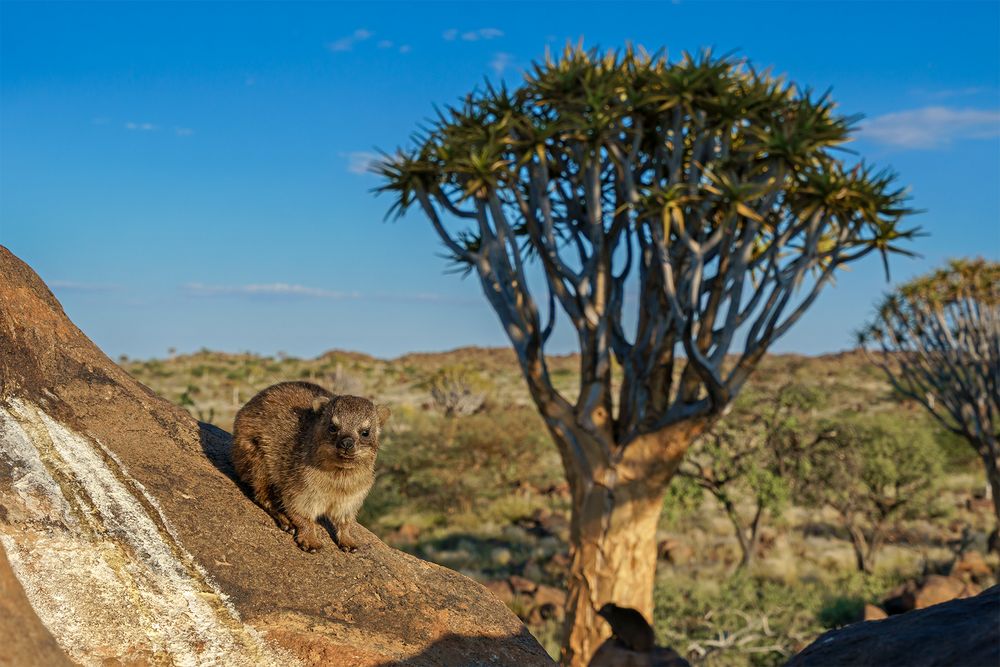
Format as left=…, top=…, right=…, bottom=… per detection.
left=0, top=246, right=552, bottom=666
left=786, top=585, right=999, bottom=667
left=0, top=546, right=73, bottom=666
left=588, top=642, right=690, bottom=667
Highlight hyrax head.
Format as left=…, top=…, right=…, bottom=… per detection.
left=310, top=395, right=391, bottom=470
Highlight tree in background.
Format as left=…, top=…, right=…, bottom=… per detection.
left=860, top=259, right=999, bottom=533
left=801, top=414, right=944, bottom=573
left=680, top=383, right=821, bottom=569
left=426, top=364, right=489, bottom=418
left=376, top=45, right=915, bottom=665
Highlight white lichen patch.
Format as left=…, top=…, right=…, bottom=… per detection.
left=0, top=398, right=294, bottom=666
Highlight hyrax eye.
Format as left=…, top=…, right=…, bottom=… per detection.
left=360, top=428, right=371, bottom=438
left=328, top=422, right=338, bottom=433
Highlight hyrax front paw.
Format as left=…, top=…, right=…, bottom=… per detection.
left=274, top=512, right=294, bottom=534
left=335, top=525, right=358, bottom=552
left=294, top=531, right=324, bottom=553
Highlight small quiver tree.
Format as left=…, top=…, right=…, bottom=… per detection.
left=376, top=45, right=915, bottom=665
left=860, top=259, right=1000, bottom=531
left=680, top=383, right=820, bottom=569
left=801, top=414, right=944, bottom=573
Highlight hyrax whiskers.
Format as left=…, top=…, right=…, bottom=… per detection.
left=232, top=381, right=390, bottom=553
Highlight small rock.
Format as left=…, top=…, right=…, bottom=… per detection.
left=533, top=584, right=567, bottom=609
left=657, top=538, right=693, bottom=566
left=482, top=580, right=514, bottom=605
left=966, top=497, right=993, bottom=513
left=863, top=603, right=887, bottom=621
left=527, top=587, right=566, bottom=625
left=884, top=575, right=981, bottom=614
left=546, top=552, right=571, bottom=574
left=390, top=523, right=420, bottom=544
left=508, top=575, right=538, bottom=596
left=914, top=575, right=980, bottom=609
left=952, top=551, right=991, bottom=582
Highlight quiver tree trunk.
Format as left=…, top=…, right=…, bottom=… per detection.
left=563, top=474, right=666, bottom=663
left=556, top=426, right=701, bottom=666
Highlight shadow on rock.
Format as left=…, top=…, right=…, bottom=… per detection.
left=371, top=629, right=556, bottom=667
left=199, top=421, right=240, bottom=484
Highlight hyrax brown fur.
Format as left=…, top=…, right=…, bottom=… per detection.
left=232, top=381, right=390, bottom=553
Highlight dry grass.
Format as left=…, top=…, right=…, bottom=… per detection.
left=120, top=347, right=996, bottom=664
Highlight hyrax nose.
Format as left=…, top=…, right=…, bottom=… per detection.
left=338, top=436, right=356, bottom=453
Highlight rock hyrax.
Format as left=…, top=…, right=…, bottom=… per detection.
left=232, top=381, right=390, bottom=553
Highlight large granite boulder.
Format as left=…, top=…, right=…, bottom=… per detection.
left=0, top=245, right=551, bottom=666
left=786, top=585, right=999, bottom=667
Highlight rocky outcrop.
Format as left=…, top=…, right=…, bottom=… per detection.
left=786, top=585, right=999, bottom=667
left=0, top=246, right=551, bottom=666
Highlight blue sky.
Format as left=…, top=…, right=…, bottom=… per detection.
left=2, top=1, right=998, bottom=360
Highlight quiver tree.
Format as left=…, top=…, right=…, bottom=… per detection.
left=860, top=259, right=1000, bottom=530
left=375, top=45, right=915, bottom=665
left=679, top=383, right=820, bottom=569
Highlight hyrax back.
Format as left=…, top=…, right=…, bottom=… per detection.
left=232, top=381, right=390, bottom=553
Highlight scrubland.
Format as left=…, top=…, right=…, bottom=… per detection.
left=121, top=348, right=996, bottom=664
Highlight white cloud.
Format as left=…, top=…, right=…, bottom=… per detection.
left=327, top=28, right=374, bottom=52
left=125, top=122, right=158, bottom=131
left=184, top=283, right=360, bottom=299
left=447, top=27, right=504, bottom=42
left=377, top=39, right=394, bottom=49
left=862, top=106, right=1000, bottom=149
left=398, top=44, right=411, bottom=54
left=174, top=127, right=194, bottom=137
left=490, top=52, right=514, bottom=76
left=342, top=151, right=380, bottom=175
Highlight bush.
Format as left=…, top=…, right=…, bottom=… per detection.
left=360, top=404, right=563, bottom=530
left=653, top=570, right=908, bottom=667
left=800, top=412, right=945, bottom=572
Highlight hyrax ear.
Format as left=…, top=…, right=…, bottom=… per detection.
left=311, top=396, right=331, bottom=413
left=376, top=404, right=391, bottom=426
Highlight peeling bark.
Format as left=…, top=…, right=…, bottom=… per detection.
left=558, top=426, right=701, bottom=667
